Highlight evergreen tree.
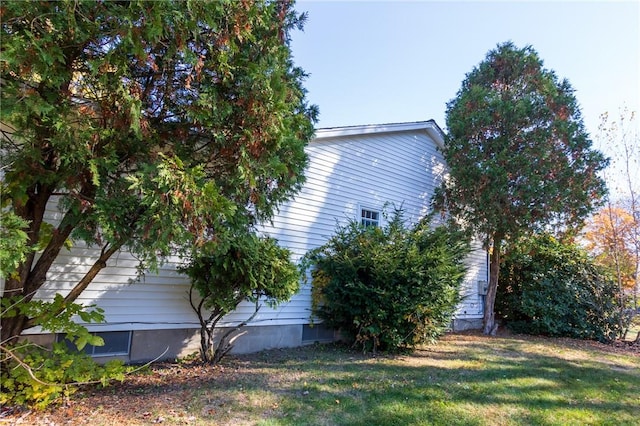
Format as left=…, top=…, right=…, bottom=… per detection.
left=435, top=42, right=608, bottom=334
left=0, top=0, right=316, bottom=343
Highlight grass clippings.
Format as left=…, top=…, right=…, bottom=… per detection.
left=2, top=331, right=639, bottom=426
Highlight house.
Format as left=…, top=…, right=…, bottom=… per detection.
left=23, top=120, right=487, bottom=363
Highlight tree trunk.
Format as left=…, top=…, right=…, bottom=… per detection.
left=200, top=324, right=214, bottom=363
left=211, top=301, right=261, bottom=365
left=189, top=286, right=215, bottom=363
left=1, top=314, right=29, bottom=346
left=483, top=235, right=503, bottom=335
left=0, top=185, right=94, bottom=344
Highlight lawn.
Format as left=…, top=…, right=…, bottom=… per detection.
left=7, top=332, right=640, bottom=426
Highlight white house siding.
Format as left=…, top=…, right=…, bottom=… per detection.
left=455, top=243, right=488, bottom=329
left=260, top=121, right=487, bottom=327
left=23, top=205, right=199, bottom=334
left=20, top=121, right=486, bottom=360
left=23, top=202, right=315, bottom=361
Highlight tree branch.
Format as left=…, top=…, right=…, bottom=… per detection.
left=22, top=241, right=124, bottom=330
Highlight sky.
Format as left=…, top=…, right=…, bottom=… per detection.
left=289, top=0, right=640, bottom=189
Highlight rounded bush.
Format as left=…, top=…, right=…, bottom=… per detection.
left=303, top=211, right=469, bottom=352
left=496, top=234, right=622, bottom=342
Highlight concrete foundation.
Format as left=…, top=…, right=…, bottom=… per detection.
left=452, top=318, right=484, bottom=331
left=24, top=324, right=329, bottom=363
left=126, top=324, right=309, bottom=363
left=20, top=319, right=479, bottom=364
left=130, top=328, right=201, bottom=363
left=19, top=333, right=55, bottom=348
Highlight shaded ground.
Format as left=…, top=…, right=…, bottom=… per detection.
left=2, top=331, right=638, bottom=426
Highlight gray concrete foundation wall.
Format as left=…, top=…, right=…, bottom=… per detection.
left=21, top=319, right=481, bottom=364
left=130, top=328, right=201, bottom=363
left=130, top=324, right=304, bottom=363
left=19, top=333, right=55, bottom=348
left=19, top=325, right=307, bottom=364
left=452, top=318, right=483, bottom=331
left=224, top=324, right=302, bottom=354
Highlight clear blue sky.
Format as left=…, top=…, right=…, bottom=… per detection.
left=290, top=0, right=639, bottom=143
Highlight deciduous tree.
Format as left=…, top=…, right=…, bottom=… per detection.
left=585, top=206, right=637, bottom=290
left=0, top=0, right=316, bottom=344
left=594, top=109, right=639, bottom=312
left=435, top=42, right=608, bottom=334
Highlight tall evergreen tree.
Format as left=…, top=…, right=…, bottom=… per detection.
left=0, top=0, right=317, bottom=343
left=435, top=42, right=608, bottom=334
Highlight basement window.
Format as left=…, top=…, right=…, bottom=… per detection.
left=302, top=324, right=335, bottom=343
left=58, top=331, right=131, bottom=357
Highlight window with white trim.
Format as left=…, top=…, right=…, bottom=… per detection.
left=360, top=207, right=380, bottom=227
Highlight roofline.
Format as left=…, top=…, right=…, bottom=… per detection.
left=313, top=120, right=445, bottom=148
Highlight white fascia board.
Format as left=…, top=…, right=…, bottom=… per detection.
left=313, top=120, right=445, bottom=149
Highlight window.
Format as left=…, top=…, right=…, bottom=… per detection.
left=361, top=207, right=380, bottom=227
left=302, top=324, right=335, bottom=343
left=58, top=331, right=131, bottom=357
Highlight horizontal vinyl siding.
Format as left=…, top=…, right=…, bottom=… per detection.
left=28, top=244, right=316, bottom=332
left=455, top=243, right=488, bottom=319
left=24, top=238, right=195, bottom=333
left=265, top=131, right=446, bottom=233
left=261, top=129, right=484, bottom=323
left=263, top=129, right=486, bottom=322
left=28, top=204, right=315, bottom=333
left=28, top=125, right=485, bottom=335
left=28, top=243, right=314, bottom=333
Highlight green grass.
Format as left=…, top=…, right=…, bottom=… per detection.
left=220, top=335, right=640, bottom=426
left=35, top=333, right=640, bottom=426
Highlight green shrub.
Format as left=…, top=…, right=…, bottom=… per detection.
left=496, top=234, right=623, bottom=342
left=180, top=230, right=301, bottom=364
left=0, top=211, right=31, bottom=278
left=0, top=295, right=127, bottom=409
left=1, top=341, right=126, bottom=410
left=303, top=210, right=469, bottom=352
